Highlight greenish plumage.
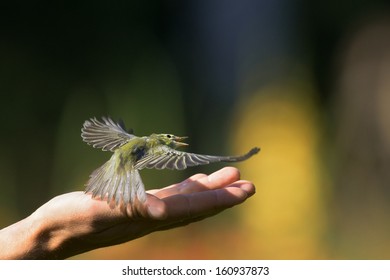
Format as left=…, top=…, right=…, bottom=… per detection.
left=81, top=117, right=260, bottom=207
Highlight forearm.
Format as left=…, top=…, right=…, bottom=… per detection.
left=0, top=214, right=42, bottom=259
left=0, top=212, right=69, bottom=259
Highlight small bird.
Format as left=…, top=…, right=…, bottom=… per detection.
left=81, top=117, right=260, bottom=207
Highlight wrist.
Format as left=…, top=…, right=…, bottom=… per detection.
left=0, top=211, right=70, bottom=259
left=27, top=207, right=73, bottom=259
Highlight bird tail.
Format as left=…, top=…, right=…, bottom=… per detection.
left=85, top=155, right=146, bottom=207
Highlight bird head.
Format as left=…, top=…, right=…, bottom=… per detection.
left=156, top=134, right=188, bottom=148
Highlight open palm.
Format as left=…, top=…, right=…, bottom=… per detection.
left=27, top=167, right=255, bottom=259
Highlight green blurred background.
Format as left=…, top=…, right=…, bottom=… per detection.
left=1, top=1, right=390, bottom=259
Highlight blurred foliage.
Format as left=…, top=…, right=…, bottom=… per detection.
left=1, top=1, right=390, bottom=259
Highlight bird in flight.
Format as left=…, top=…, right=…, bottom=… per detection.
left=81, top=117, right=260, bottom=207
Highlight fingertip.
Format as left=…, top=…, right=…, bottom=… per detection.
left=240, top=182, right=256, bottom=197
left=208, top=166, right=241, bottom=183
left=220, top=181, right=256, bottom=205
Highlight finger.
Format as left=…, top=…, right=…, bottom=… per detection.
left=186, top=166, right=241, bottom=192
left=163, top=181, right=254, bottom=221
left=152, top=167, right=241, bottom=199
left=147, top=173, right=207, bottom=196
left=233, top=180, right=256, bottom=197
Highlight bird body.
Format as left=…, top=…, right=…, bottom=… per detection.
left=81, top=117, right=260, bottom=207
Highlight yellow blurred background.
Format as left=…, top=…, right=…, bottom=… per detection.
left=1, top=1, right=390, bottom=259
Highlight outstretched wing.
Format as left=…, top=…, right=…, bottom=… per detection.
left=81, top=117, right=135, bottom=151
left=85, top=154, right=147, bottom=206
left=134, top=146, right=260, bottom=170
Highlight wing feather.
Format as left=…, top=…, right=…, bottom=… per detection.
left=84, top=154, right=146, bottom=206
left=134, top=146, right=260, bottom=170
left=81, top=116, right=135, bottom=151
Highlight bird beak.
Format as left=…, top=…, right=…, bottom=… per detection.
left=174, top=136, right=188, bottom=147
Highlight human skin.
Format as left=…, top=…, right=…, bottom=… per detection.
left=0, top=167, right=255, bottom=259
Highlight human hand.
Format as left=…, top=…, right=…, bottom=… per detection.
left=0, top=167, right=255, bottom=259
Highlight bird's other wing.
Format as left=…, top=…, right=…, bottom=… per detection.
left=85, top=155, right=146, bottom=206
left=134, top=146, right=260, bottom=170
left=81, top=116, right=135, bottom=151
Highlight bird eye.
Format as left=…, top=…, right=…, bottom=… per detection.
left=166, top=134, right=171, bottom=138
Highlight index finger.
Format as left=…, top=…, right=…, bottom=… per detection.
left=150, top=167, right=241, bottom=199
